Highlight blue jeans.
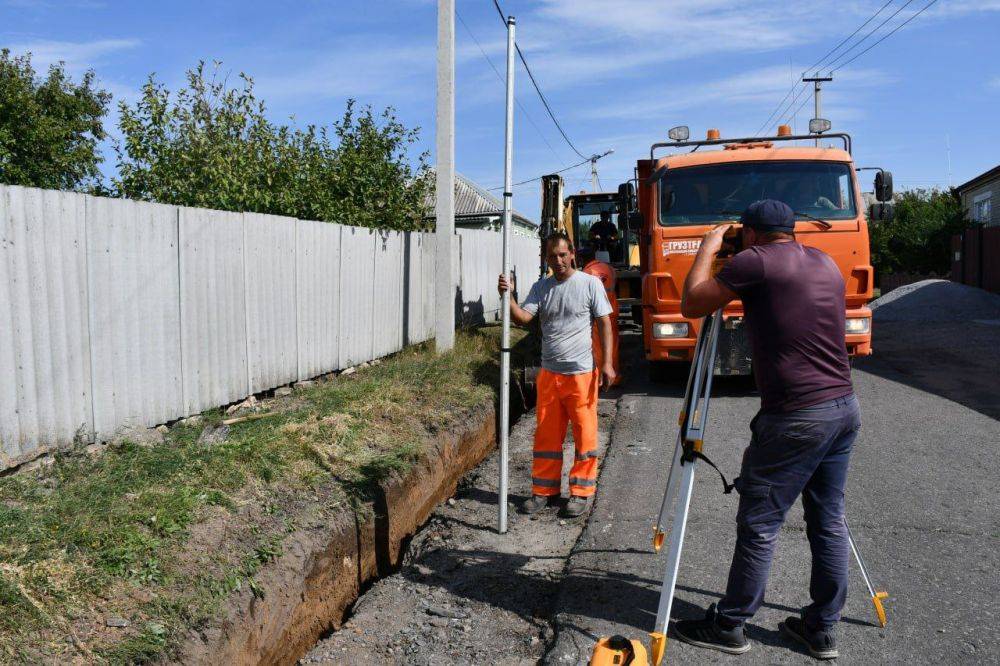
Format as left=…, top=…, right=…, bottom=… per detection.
left=716, top=394, right=861, bottom=630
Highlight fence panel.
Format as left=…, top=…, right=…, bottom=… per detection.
left=244, top=213, right=298, bottom=392
left=1, top=183, right=541, bottom=470
left=457, top=229, right=502, bottom=325
left=373, top=231, right=405, bottom=358
left=403, top=232, right=423, bottom=346
left=178, top=207, right=248, bottom=415
left=512, top=235, right=541, bottom=301
left=0, top=186, right=93, bottom=467
left=339, top=225, right=376, bottom=367
left=86, top=197, right=184, bottom=439
left=296, top=220, right=343, bottom=379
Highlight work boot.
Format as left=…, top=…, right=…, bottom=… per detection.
left=521, top=495, right=552, bottom=515
left=561, top=495, right=591, bottom=518
left=779, top=616, right=838, bottom=660
left=672, top=604, right=751, bottom=655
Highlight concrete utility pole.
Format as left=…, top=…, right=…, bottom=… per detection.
left=435, top=0, right=455, bottom=352
left=803, top=74, right=832, bottom=147
left=588, top=149, right=615, bottom=193
left=498, top=14, right=515, bottom=535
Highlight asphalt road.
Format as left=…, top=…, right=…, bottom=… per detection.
left=546, top=297, right=1000, bottom=664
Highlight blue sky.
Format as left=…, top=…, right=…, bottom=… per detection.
left=3, top=0, right=998, bottom=219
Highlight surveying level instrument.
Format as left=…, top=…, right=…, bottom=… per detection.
left=639, top=309, right=888, bottom=664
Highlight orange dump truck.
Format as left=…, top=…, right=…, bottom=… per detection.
left=636, top=125, right=894, bottom=376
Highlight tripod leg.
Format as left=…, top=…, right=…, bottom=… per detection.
left=649, top=458, right=697, bottom=665
left=845, top=517, right=888, bottom=628
left=652, top=433, right=684, bottom=551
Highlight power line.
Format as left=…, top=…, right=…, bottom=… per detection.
left=455, top=8, right=565, bottom=165
left=753, top=0, right=897, bottom=136
left=770, top=82, right=811, bottom=131
left=488, top=155, right=592, bottom=191
left=491, top=0, right=589, bottom=160
left=804, top=0, right=895, bottom=75
left=824, top=0, right=917, bottom=72
left=786, top=88, right=814, bottom=124
left=831, top=0, right=939, bottom=73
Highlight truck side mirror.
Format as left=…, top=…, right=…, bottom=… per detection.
left=874, top=170, right=893, bottom=202
left=868, top=202, right=894, bottom=223
left=617, top=181, right=636, bottom=212
left=627, top=210, right=643, bottom=231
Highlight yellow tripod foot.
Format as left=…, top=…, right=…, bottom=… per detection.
left=649, top=632, right=666, bottom=666
left=652, top=526, right=665, bottom=552
left=872, top=591, right=888, bottom=628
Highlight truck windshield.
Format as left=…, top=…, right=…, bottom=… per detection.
left=658, top=161, right=857, bottom=226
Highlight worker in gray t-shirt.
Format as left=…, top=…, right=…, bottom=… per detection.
left=497, top=232, right=614, bottom=518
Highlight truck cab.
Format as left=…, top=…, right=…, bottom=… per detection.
left=636, top=125, right=892, bottom=375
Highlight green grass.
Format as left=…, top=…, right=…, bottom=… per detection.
left=0, top=328, right=522, bottom=664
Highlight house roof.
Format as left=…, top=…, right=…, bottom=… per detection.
left=424, top=170, right=537, bottom=227
left=955, top=164, right=1000, bottom=194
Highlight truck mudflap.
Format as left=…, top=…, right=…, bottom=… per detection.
left=714, top=316, right=752, bottom=376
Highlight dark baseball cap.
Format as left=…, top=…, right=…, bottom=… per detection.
left=740, top=199, right=795, bottom=233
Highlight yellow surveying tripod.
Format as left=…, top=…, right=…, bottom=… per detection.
left=643, top=309, right=888, bottom=664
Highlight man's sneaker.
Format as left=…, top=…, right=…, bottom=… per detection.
left=561, top=495, right=591, bottom=518
left=521, top=495, right=552, bottom=514
left=672, top=604, right=751, bottom=655
left=779, top=616, right=839, bottom=660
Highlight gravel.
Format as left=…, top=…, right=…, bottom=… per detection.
left=870, top=279, right=1000, bottom=322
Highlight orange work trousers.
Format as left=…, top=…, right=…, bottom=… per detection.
left=532, top=368, right=600, bottom=498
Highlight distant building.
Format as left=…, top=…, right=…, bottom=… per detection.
left=423, top=171, right=538, bottom=237
left=952, top=164, right=1000, bottom=294
left=956, top=164, right=999, bottom=227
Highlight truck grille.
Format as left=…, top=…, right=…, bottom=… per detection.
left=714, top=317, right=752, bottom=376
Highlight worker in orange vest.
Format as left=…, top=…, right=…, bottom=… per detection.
left=498, top=232, right=615, bottom=518
left=578, top=245, right=621, bottom=386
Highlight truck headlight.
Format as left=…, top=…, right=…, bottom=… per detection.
left=653, top=322, right=690, bottom=339
left=846, top=317, right=870, bottom=334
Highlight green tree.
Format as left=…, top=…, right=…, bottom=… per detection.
left=114, top=62, right=431, bottom=230
left=0, top=49, right=111, bottom=191
left=869, top=188, right=969, bottom=277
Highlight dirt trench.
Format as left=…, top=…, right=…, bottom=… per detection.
left=300, top=396, right=619, bottom=666
left=169, top=403, right=498, bottom=666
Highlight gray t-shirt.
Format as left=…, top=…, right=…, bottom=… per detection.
left=521, top=270, right=613, bottom=374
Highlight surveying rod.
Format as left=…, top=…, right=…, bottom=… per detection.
left=498, top=14, right=515, bottom=534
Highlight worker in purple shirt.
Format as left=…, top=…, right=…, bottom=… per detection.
left=672, top=199, right=860, bottom=660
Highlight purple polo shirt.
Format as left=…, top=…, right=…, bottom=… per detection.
left=716, top=241, right=853, bottom=413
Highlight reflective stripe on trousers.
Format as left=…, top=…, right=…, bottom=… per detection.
left=532, top=368, right=600, bottom=497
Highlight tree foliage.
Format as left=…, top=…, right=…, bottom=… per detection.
left=0, top=49, right=111, bottom=191
left=114, top=62, right=431, bottom=230
left=869, top=188, right=969, bottom=277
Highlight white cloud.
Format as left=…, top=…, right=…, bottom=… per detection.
left=254, top=39, right=434, bottom=104
left=578, top=64, right=892, bottom=123
left=6, top=38, right=140, bottom=74
left=989, top=76, right=1000, bottom=90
